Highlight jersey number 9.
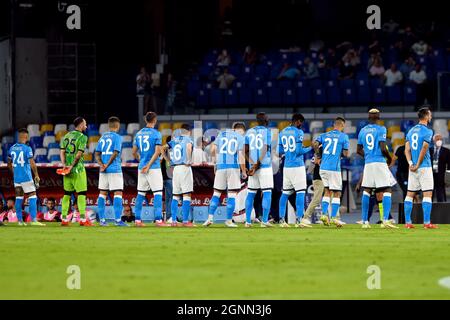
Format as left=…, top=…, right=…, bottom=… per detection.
left=281, top=136, right=296, bottom=152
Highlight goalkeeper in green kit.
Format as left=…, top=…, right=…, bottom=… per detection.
left=59, top=117, right=93, bottom=226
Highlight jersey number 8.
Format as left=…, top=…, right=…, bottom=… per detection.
left=410, top=133, right=419, bottom=150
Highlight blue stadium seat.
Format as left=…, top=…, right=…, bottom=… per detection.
left=187, top=80, right=201, bottom=98
left=255, top=65, right=270, bottom=78
left=228, top=65, right=241, bottom=77
left=401, top=120, right=415, bottom=132
left=340, top=79, right=354, bottom=89
left=357, top=120, right=369, bottom=134
left=282, top=88, right=296, bottom=105
left=309, top=79, right=323, bottom=89
left=328, top=68, right=339, bottom=80
left=342, top=87, right=357, bottom=104
left=302, top=122, right=310, bottom=133
left=232, top=81, right=245, bottom=89
left=44, top=131, right=55, bottom=137
left=241, top=66, right=253, bottom=81
left=372, top=86, right=386, bottom=104
left=238, top=88, right=253, bottom=105
left=197, top=89, right=209, bottom=106
left=404, top=85, right=416, bottom=104
left=247, top=79, right=262, bottom=89
left=264, top=80, right=276, bottom=88
left=254, top=89, right=268, bottom=105
left=35, top=155, right=49, bottom=163
left=370, top=78, right=384, bottom=88
left=296, top=87, right=312, bottom=105
left=324, top=120, right=334, bottom=129
left=204, top=121, right=218, bottom=131
left=48, top=142, right=59, bottom=149
left=224, top=89, right=238, bottom=106
left=30, top=137, right=43, bottom=149
left=268, top=88, right=282, bottom=105
left=356, top=80, right=370, bottom=104
left=356, top=71, right=369, bottom=82
left=210, top=89, right=224, bottom=106
left=49, top=155, right=61, bottom=163
left=387, top=85, right=402, bottom=104
left=88, top=124, right=99, bottom=132
left=268, top=121, right=278, bottom=128
left=198, top=65, right=212, bottom=78
left=278, top=80, right=292, bottom=89
left=295, top=79, right=308, bottom=88
left=327, top=87, right=341, bottom=105
left=312, top=88, right=327, bottom=105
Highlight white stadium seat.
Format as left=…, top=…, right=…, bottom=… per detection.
left=1, top=136, right=14, bottom=144
left=34, top=148, right=47, bottom=159
left=54, top=124, right=67, bottom=134
left=121, top=148, right=134, bottom=163
left=43, top=135, right=56, bottom=148
left=309, top=121, right=323, bottom=133
left=99, top=123, right=109, bottom=135
left=27, top=124, right=40, bottom=138
left=433, top=119, right=449, bottom=138
left=89, top=142, right=98, bottom=154
left=344, top=126, right=357, bottom=134
left=47, top=148, right=60, bottom=160
left=68, top=124, right=75, bottom=132
left=127, top=123, right=140, bottom=135
left=348, top=139, right=358, bottom=156
left=391, top=132, right=405, bottom=140
left=344, top=120, right=352, bottom=128
left=121, top=135, right=132, bottom=143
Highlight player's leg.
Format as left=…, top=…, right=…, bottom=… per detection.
left=225, top=191, right=238, bottom=227
left=205, top=170, right=226, bottom=226
left=113, top=191, right=128, bottom=227
left=245, top=171, right=258, bottom=226
left=361, top=188, right=371, bottom=226
left=27, top=191, right=44, bottom=226
left=97, top=173, right=109, bottom=225
left=421, top=168, right=436, bottom=228
left=181, top=167, right=194, bottom=227
left=170, top=166, right=182, bottom=226
left=224, top=169, right=240, bottom=227
left=279, top=167, right=293, bottom=226
left=148, top=169, right=164, bottom=225
left=135, top=172, right=150, bottom=227
left=171, top=195, right=181, bottom=226
left=181, top=193, right=192, bottom=225
left=319, top=170, right=331, bottom=225
left=404, top=191, right=416, bottom=228
left=74, top=170, right=89, bottom=225
left=360, top=164, right=374, bottom=227
left=14, top=186, right=25, bottom=225
left=259, top=168, right=274, bottom=226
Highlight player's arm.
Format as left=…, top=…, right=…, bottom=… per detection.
left=95, top=151, right=104, bottom=166
left=313, top=140, right=321, bottom=158
left=357, top=144, right=364, bottom=157
left=29, top=158, right=40, bottom=183
left=68, top=150, right=84, bottom=171
left=7, top=156, right=13, bottom=175
left=412, top=141, right=430, bottom=171
left=238, top=148, right=247, bottom=179
left=379, top=141, right=392, bottom=164
left=142, top=145, right=162, bottom=173
left=342, top=136, right=350, bottom=158
left=404, top=140, right=412, bottom=164
left=161, top=144, right=170, bottom=162
left=104, top=151, right=120, bottom=168
left=60, top=139, right=67, bottom=166
left=186, top=142, right=193, bottom=165
left=132, top=145, right=140, bottom=162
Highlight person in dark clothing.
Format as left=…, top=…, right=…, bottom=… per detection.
left=430, top=134, right=450, bottom=202
left=161, top=136, right=174, bottom=220
left=394, top=145, right=409, bottom=199
left=121, top=205, right=136, bottom=223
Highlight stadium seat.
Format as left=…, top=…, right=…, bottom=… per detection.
left=296, top=87, right=312, bottom=105
left=278, top=80, right=293, bottom=89
left=1, top=136, right=14, bottom=144
left=401, top=120, right=415, bottom=133
left=342, top=87, right=356, bottom=104
left=172, top=122, right=184, bottom=130
left=47, top=148, right=60, bottom=159
left=122, top=142, right=133, bottom=149
left=40, top=124, right=54, bottom=134
left=35, top=155, right=49, bottom=163
left=43, top=135, right=56, bottom=148
left=27, top=124, right=40, bottom=138
left=282, top=88, right=296, bottom=105
left=55, top=130, right=67, bottom=142
left=99, top=123, right=109, bottom=135
left=265, top=80, right=276, bottom=88
left=254, top=89, right=268, bottom=105
left=255, top=65, right=270, bottom=78
left=344, top=126, right=357, bottom=134
left=119, top=123, right=127, bottom=135
left=348, top=139, right=358, bottom=156
left=54, top=124, right=67, bottom=135
left=312, top=88, right=327, bottom=105
left=356, top=83, right=370, bottom=104
left=49, top=155, right=61, bottom=163
left=392, top=132, right=405, bottom=141
left=224, top=89, right=238, bottom=106
left=433, top=119, right=449, bottom=138
left=387, top=126, right=401, bottom=139
left=268, top=88, right=282, bottom=104
left=303, top=133, right=312, bottom=147
left=88, top=142, right=98, bottom=154
left=127, top=123, right=140, bottom=136
left=204, top=121, right=218, bottom=131
left=83, top=153, right=93, bottom=163
left=187, top=80, right=201, bottom=98
left=249, top=121, right=259, bottom=128
left=309, top=121, right=323, bottom=133
left=121, top=148, right=134, bottom=163
left=387, top=85, right=402, bottom=104
left=34, top=148, right=47, bottom=159
left=30, top=137, right=43, bottom=149
left=88, top=136, right=100, bottom=144
left=122, top=135, right=133, bottom=143
left=327, top=86, right=341, bottom=105
left=309, top=79, right=323, bottom=89
left=372, top=86, right=386, bottom=104
left=197, top=89, right=209, bottom=106
left=210, top=89, right=224, bottom=106
left=340, top=79, right=354, bottom=89
left=277, top=121, right=290, bottom=131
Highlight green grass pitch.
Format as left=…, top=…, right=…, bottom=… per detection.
left=1, top=223, right=450, bottom=300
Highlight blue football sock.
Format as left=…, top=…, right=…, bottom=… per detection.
left=226, top=197, right=236, bottom=220
left=362, top=192, right=370, bottom=222
left=153, top=193, right=163, bottom=221
left=404, top=196, right=413, bottom=224
left=135, top=193, right=146, bottom=221
left=97, top=196, right=106, bottom=221
left=321, top=196, right=330, bottom=216
left=262, top=191, right=272, bottom=223
left=245, top=191, right=256, bottom=224
left=279, top=193, right=290, bottom=221
left=171, top=198, right=179, bottom=222
left=29, top=196, right=37, bottom=222
left=15, top=197, right=24, bottom=222
left=113, top=196, right=123, bottom=222
left=208, top=195, right=220, bottom=216
left=382, top=193, right=392, bottom=221
left=296, top=191, right=305, bottom=221
left=182, top=198, right=191, bottom=223
left=331, top=198, right=340, bottom=218
left=423, top=197, right=432, bottom=224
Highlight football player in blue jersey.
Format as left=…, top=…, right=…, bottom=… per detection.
left=357, top=109, right=397, bottom=229
left=244, top=113, right=274, bottom=228
left=7, top=128, right=44, bottom=226
left=95, top=116, right=128, bottom=227
left=203, top=122, right=247, bottom=228
left=132, top=112, right=166, bottom=227
left=404, top=107, right=438, bottom=229
left=314, top=117, right=349, bottom=227
left=278, top=113, right=313, bottom=228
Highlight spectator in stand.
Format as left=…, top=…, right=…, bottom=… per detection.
left=303, top=57, right=319, bottom=79
left=382, top=18, right=399, bottom=34
left=277, top=63, right=300, bottom=80
left=0, top=200, right=5, bottom=225
left=42, top=198, right=61, bottom=222
left=402, top=26, right=418, bottom=49
left=409, top=64, right=428, bottom=107
left=412, top=40, right=428, bottom=56
left=217, top=49, right=231, bottom=67
left=367, top=53, right=383, bottom=70
left=384, top=63, right=403, bottom=86
left=342, top=49, right=360, bottom=67
left=121, top=205, right=135, bottom=223
left=369, top=57, right=385, bottom=78
left=399, top=56, right=416, bottom=79
left=243, top=46, right=257, bottom=65
left=0, top=197, right=30, bottom=223
left=317, top=53, right=327, bottom=69
left=393, top=40, right=409, bottom=62
left=217, top=68, right=236, bottom=89
left=338, top=58, right=355, bottom=80
left=136, top=66, right=151, bottom=112
left=326, top=48, right=339, bottom=68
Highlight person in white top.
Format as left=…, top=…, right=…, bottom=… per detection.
left=409, top=64, right=427, bottom=85
left=384, top=63, right=403, bottom=86
left=411, top=40, right=428, bottom=56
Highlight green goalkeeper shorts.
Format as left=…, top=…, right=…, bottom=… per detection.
left=63, top=169, right=87, bottom=193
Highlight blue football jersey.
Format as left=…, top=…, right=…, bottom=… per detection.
left=278, top=126, right=310, bottom=168
left=315, top=130, right=349, bottom=172
left=8, top=144, right=34, bottom=183
left=168, top=135, right=193, bottom=166
left=95, top=132, right=122, bottom=173
left=133, top=127, right=162, bottom=170
left=406, top=124, right=433, bottom=168
left=215, top=130, right=245, bottom=170
left=357, top=124, right=387, bottom=163
left=245, top=126, right=272, bottom=169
